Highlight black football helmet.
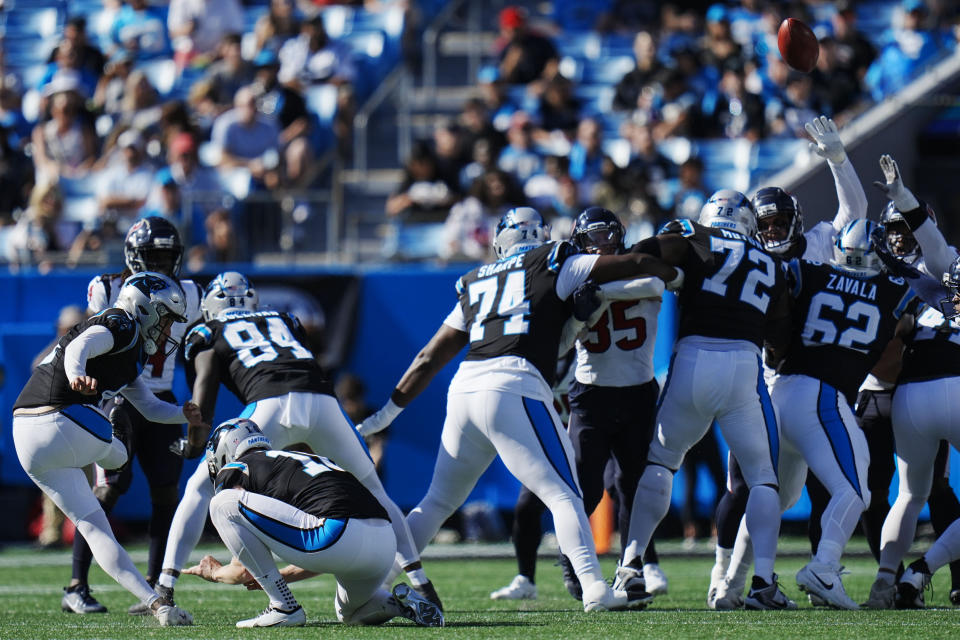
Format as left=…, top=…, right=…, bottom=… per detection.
left=752, top=187, right=803, bottom=255
left=571, top=207, right=625, bottom=255
left=124, top=217, right=184, bottom=278
left=880, top=200, right=937, bottom=265
left=941, top=255, right=960, bottom=319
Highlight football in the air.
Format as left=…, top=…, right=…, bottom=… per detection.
left=777, top=18, right=819, bottom=73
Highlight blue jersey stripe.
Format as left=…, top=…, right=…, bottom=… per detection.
left=756, top=357, right=779, bottom=475
left=816, top=382, right=862, bottom=498
left=522, top=398, right=581, bottom=499
left=239, top=502, right=347, bottom=552
left=338, top=402, right=373, bottom=462
left=61, top=404, right=112, bottom=443
left=239, top=402, right=257, bottom=419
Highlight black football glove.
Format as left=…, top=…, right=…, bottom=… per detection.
left=573, top=280, right=602, bottom=322
left=170, top=437, right=206, bottom=459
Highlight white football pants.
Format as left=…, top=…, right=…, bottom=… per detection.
left=163, top=392, right=419, bottom=580
left=405, top=387, right=607, bottom=588
left=13, top=406, right=158, bottom=605
left=880, top=378, right=960, bottom=573
left=210, top=488, right=402, bottom=624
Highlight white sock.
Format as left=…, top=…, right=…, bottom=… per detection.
left=727, top=516, right=753, bottom=588
left=715, top=546, right=732, bottom=566
left=879, top=494, right=925, bottom=574
left=924, top=519, right=960, bottom=573
left=623, top=465, right=673, bottom=566
left=406, top=568, right=428, bottom=587
left=745, top=485, right=779, bottom=582
left=76, top=510, right=156, bottom=604
left=814, top=488, right=864, bottom=566
left=161, top=464, right=215, bottom=583
left=258, top=568, right=299, bottom=612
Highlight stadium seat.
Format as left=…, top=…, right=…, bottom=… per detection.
left=693, top=139, right=752, bottom=170
left=581, top=55, right=633, bottom=86
left=552, top=0, right=613, bottom=33
left=137, top=58, right=177, bottom=96
left=702, top=167, right=750, bottom=193
left=1, top=7, right=61, bottom=40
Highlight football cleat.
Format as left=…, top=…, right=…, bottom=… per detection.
left=612, top=564, right=646, bottom=596
left=861, top=577, right=896, bottom=609
left=61, top=584, right=107, bottom=614
left=393, top=583, right=444, bottom=627
left=796, top=561, right=859, bottom=610
left=128, top=600, right=152, bottom=616
left=490, top=574, right=537, bottom=600
left=557, top=554, right=583, bottom=601
left=412, top=579, right=444, bottom=613
left=154, top=604, right=194, bottom=626
left=807, top=592, right=829, bottom=607
left=744, top=575, right=797, bottom=610
left=714, top=577, right=745, bottom=610
left=643, top=563, right=669, bottom=596
left=950, top=588, right=960, bottom=606
left=582, top=580, right=651, bottom=612
left=236, top=605, right=305, bottom=628
left=896, top=558, right=932, bottom=609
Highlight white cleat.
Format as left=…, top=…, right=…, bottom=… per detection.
left=707, top=561, right=726, bottom=609
left=582, top=580, right=651, bottom=612
left=154, top=604, right=193, bottom=627
left=236, top=605, right=306, bottom=628
left=796, top=561, right=858, bottom=610
left=643, top=563, right=669, bottom=596
left=490, top=574, right=537, bottom=600
left=861, top=577, right=896, bottom=609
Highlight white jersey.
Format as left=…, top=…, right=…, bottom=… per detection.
left=574, top=298, right=660, bottom=387
left=86, top=272, right=203, bottom=393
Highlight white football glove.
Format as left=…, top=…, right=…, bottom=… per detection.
left=872, top=153, right=920, bottom=213
left=805, top=115, right=846, bottom=164
left=356, top=400, right=403, bottom=437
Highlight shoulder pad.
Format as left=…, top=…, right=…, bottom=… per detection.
left=98, top=310, right=139, bottom=353
left=284, top=312, right=304, bottom=331
left=657, top=218, right=697, bottom=237
left=547, top=241, right=578, bottom=273
left=184, top=323, right=215, bottom=361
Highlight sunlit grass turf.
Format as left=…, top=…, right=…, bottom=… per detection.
left=1, top=543, right=958, bottom=639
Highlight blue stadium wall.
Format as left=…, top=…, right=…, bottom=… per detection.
left=0, top=267, right=943, bottom=526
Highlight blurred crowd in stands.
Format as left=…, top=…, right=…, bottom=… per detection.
left=386, top=0, right=959, bottom=261
left=0, top=0, right=958, bottom=268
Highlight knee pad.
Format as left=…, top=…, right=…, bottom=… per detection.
left=93, top=485, right=124, bottom=511
left=150, top=484, right=180, bottom=507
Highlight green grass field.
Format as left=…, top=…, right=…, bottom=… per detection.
left=2, top=543, right=959, bottom=639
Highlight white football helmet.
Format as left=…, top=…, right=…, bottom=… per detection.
left=206, top=418, right=272, bottom=480
left=115, top=272, right=188, bottom=356
left=201, top=271, right=259, bottom=321
left=833, top=219, right=882, bottom=278
left=492, top=207, right=549, bottom=260
left=699, top=189, right=757, bottom=237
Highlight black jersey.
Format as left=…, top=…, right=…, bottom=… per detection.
left=899, top=305, right=960, bottom=383
left=663, top=219, right=787, bottom=348
left=184, top=309, right=333, bottom=404
left=15, top=309, right=145, bottom=409
left=216, top=449, right=388, bottom=521
left=779, top=259, right=918, bottom=405
left=457, top=241, right=578, bottom=386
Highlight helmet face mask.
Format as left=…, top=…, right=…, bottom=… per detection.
left=883, top=221, right=919, bottom=261
left=206, top=418, right=272, bottom=481
left=124, top=217, right=184, bottom=278
left=201, top=271, right=259, bottom=322
left=941, top=256, right=960, bottom=320
left=752, top=187, right=803, bottom=255
left=699, top=189, right=757, bottom=237
left=572, top=207, right=625, bottom=256
left=115, top=272, right=188, bottom=355
left=832, top=220, right=882, bottom=278
left=493, top=207, right=548, bottom=260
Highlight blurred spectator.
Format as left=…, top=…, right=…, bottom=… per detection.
left=186, top=207, right=236, bottom=270
left=668, top=157, right=708, bottom=220
left=252, top=51, right=313, bottom=186
left=149, top=131, right=222, bottom=234
left=141, top=174, right=183, bottom=224
left=459, top=138, right=496, bottom=193
left=50, top=16, right=106, bottom=77
left=524, top=154, right=568, bottom=210
left=596, top=1, right=659, bottom=34
left=626, top=120, right=675, bottom=186
left=865, top=0, right=942, bottom=101
left=386, top=140, right=458, bottom=222
left=547, top=174, right=580, bottom=220
left=210, top=85, right=281, bottom=187
left=205, top=33, right=255, bottom=109
left=110, top=0, right=173, bottom=62
left=110, top=70, right=163, bottom=137
left=832, top=0, right=878, bottom=82
left=774, top=72, right=821, bottom=138
left=700, top=3, right=744, bottom=71
left=0, top=127, right=32, bottom=221
left=31, top=91, right=98, bottom=182
left=278, top=16, right=356, bottom=86
left=727, top=0, right=766, bottom=49
left=497, top=111, right=542, bottom=184
left=168, top=0, right=244, bottom=63
left=92, top=51, right=135, bottom=115
left=476, top=66, right=518, bottom=133
left=440, top=168, right=522, bottom=261
left=613, top=31, right=663, bottom=111
left=458, top=96, right=506, bottom=159
left=97, top=129, right=156, bottom=226
left=535, top=77, right=581, bottom=135
left=7, top=182, right=66, bottom=266
left=650, top=68, right=699, bottom=140
left=568, top=117, right=607, bottom=197
left=0, top=87, right=31, bottom=150
left=0, top=47, right=24, bottom=97
left=701, top=61, right=765, bottom=140
left=495, top=6, right=559, bottom=85
left=254, top=0, right=301, bottom=55
left=39, top=40, right=100, bottom=99
left=812, top=36, right=864, bottom=117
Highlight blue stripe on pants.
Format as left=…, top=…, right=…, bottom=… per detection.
left=338, top=401, right=373, bottom=461
left=816, top=382, right=862, bottom=498
left=239, top=402, right=257, bottom=418
left=239, top=502, right=347, bottom=552
left=522, top=398, right=581, bottom=499
left=756, top=357, right=779, bottom=475
left=61, top=404, right=112, bottom=443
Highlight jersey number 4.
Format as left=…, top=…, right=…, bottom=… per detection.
left=223, top=318, right=313, bottom=368
left=703, top=237, right=776, bottom=313
left=582, top=301, right=646, bottom=353
left=468, top=272, right=529, bottom=342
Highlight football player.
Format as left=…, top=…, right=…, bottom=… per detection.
left=64, top=217, right=204, bottom=616
left=12, top=273, right=198, bottom=626
left=158, top=271, right=441, bottom=615
left=708, top=115, right=869, bottom=608
left=620, top=190, right=793, bottom=610
left=357, top=206, right=680, bottom=612
left=863, top=156, right=960, bottom=607
left=490, top=208, right=668, bottom=601
left=186, top=418, right=443, bottom=627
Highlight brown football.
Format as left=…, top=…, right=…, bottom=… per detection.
left=777, top=18, right=819, bottom=73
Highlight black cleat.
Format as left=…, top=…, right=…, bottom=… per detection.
left=412, top=580, right=444, bottom=613
left=61, top=584, right=107, bottom=614
left=557, top=553, right=583, bottom=601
